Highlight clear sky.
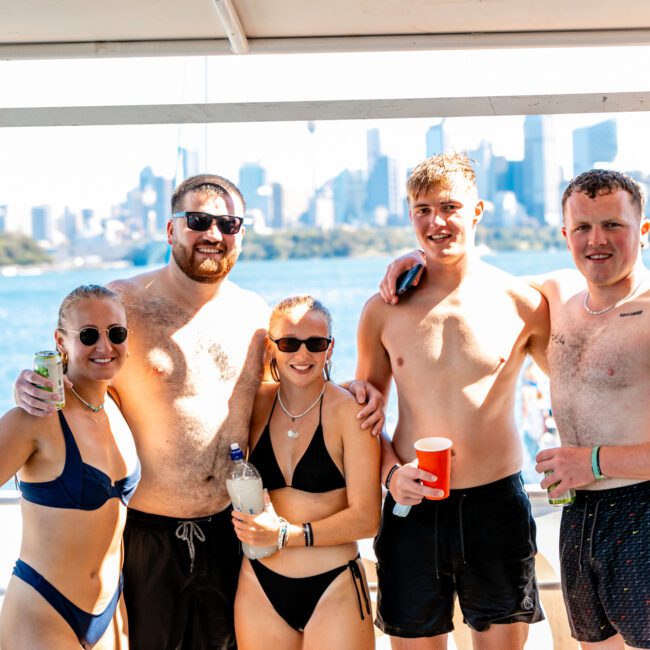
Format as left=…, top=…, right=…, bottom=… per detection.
left=2, top=45, right=650, bottom=227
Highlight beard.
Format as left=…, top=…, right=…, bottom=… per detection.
left=171, top=239, right=240, bottom=284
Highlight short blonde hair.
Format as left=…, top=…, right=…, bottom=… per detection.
left=407, top=153, right=477, bottom=203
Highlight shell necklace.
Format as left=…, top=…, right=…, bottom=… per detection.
left=583, top=275, right=647, bottom=316
left=277, top=384, right=326, bottom=439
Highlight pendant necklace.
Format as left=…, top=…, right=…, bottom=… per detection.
left=583, top=275, right=647, bottom=316
left=69, top=386, right=106, bottom=423
left=277, top=384, right=326, bottom=439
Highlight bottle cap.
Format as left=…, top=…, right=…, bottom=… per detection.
left=229, top=443, right=244, bottom=461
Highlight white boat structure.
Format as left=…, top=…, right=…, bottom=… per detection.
left=3, top=2, right=650, bottom=647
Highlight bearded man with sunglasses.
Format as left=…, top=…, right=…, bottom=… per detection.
left=14, top=174, right=385, bottom=650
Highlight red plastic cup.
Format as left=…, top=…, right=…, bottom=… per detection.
left=414, top=437, right=453, bottom=500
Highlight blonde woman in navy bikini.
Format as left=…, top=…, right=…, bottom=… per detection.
left=0, top=285, right=139, bottom=649
left=231, top=295, right=380, bottom=650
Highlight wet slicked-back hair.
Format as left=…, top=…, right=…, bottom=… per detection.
left=171, top=174, right=246, bottom=213
left=562, top=169, right=645, bottom=216
left=269, top=295, right=333, bottom=337
left=57, top=284, right=124, bottom=330
left=407, top=153, right=477, bottom=203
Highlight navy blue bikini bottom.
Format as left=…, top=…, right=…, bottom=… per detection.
left=13, top=558, right=123, bottom=649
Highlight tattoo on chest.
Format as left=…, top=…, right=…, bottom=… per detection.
left=551, top=330, right=566, bottom=345
left=619, top=310, right=643, bottom=318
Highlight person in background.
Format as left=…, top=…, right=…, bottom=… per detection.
left=0, top=285, right=139, bottom=649
left=13, top=175, right=385, bottom=649
left=232, top=295, right=380, bottom=650
left=357, top=153, right=549, bottom=649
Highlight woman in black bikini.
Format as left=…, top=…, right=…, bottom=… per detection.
left=231, top=295, right=380, bottom=649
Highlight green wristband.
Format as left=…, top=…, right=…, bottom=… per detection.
left=591, top=445, right=607, bottom=480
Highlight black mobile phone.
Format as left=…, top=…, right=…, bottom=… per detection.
left=396, top=264, right=423, bottom=295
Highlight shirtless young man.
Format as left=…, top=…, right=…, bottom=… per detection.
left=14, top=174, right=384, bottom=650
left=382, top=168, right=650, bottom=649
left=534, top=170, right=650, bottom=650
left=356, top=154, right=549, bottom=650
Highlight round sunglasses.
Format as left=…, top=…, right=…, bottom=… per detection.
left=60, top=326, right=129, bottom=346
left=172, top=211, right=244, bottom=235
left=268, top=336, right=332, bottom=353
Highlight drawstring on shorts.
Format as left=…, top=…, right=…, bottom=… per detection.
left=175, top=519, right=208, bottom=572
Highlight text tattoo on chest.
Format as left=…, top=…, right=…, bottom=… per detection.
left=619, top=310, right=643, bottom=318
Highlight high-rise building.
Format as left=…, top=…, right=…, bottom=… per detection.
left=469, top=140, right=495, bottom=203
left=31, top=205, right=54, bottom=242
left=332, top=169, right=365, bottom=224
left=60, top=207, right=79, bottom=243
left=426, top=120, right=449, bottom=157
left=0, top=205, right=7, bottom=233
left=239, top=163, right=268, bottom=216
left=573, top=119, right=618, bottom=176
left=522, top=116, right=562, bottom=225
left=365, top=155, right=402, bottom=224
left=367, top=129, right=382, bottom=173
left=269, top=183, right=285, bottom=229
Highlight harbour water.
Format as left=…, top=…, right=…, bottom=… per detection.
left=0, top=250, right=579, bottom=488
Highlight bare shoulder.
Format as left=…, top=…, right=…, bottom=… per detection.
left=539, top=268, right=586, bottom=305
left=0, top=406, right=51, bottom=440
left=359, top=292, right=391, bottom=326
left=222, top=281, right=270, bottom=323
left=326, top=382, right=362, bottom=420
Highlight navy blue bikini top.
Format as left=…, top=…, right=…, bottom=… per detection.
left=18, top=410, right=141, bottom=511
left=249, top=394, right=346, bottom=493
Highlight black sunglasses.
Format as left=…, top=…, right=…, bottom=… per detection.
left=268, top=336, right=332, bottom=353
left=172, top=211, right=245, bottom=235
left=61, top=326, right=129, bottom=346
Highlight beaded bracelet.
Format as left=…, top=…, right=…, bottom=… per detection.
left=302, top=522, right=314, bottom=547
left=385, top=464, right=401, bottom=492
left=591, top=445, right=607, bottom=480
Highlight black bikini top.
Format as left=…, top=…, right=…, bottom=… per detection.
left=19, top=410, right=141, bottom=511
left=249, top=393, right=346, bottom=493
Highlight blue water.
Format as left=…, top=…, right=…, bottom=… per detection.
left=0, top=250, right=577, bottom=489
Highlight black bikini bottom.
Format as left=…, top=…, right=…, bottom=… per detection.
left=250, top=554, right=371, bottom=632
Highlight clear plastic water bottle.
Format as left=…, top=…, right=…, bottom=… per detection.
left=226, top=443, right=277, bottom=559
left=539, top=427, right=575, bottom=507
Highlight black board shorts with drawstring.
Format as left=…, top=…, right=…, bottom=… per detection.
left=374, top=472, right=543, bottom=637
left=123, top=507, right=241, bottom=650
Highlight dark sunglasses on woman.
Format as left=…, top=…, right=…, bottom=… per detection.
left=172, top=211, right=245, bottom=235
left=60, top=326, right=129, bottom=346
left=268, top=336, right=332, bottom=353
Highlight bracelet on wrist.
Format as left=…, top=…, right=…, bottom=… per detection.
left=302, top=522, right=314, bottom=547
left=591, top=445, right=607, bottom=480
left=385, top=464, right=401, bottom=492
left=277, top=518, right=289, bottom=549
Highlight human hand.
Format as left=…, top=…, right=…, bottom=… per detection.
left=14, top=369, right=66, bottom=417
left=390, top=460, right=443, bottom=504
left=231, top=491, right=281, bottom=548
left=379, top=250, right=425, bottom=305
left=536, top=445, right=593, bottom=496
left=348, top=380, right=385, bottom=437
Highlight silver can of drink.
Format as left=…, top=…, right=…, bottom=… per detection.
left=545, top=471, right=575, bottom=506
left=34, top=351, right=65, bottom=410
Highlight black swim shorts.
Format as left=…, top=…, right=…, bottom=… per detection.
left=560, top=480, right=650, bottom=649
left=374, top=472, right=543, bottom=637
left=123, top=507, right=241, bottom=650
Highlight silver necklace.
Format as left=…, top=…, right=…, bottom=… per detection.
left=277, top=385, right=326, bottom=439
left=69, top=386, right=105, bottom=413
left=583, top=276, right=647, bottom=316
